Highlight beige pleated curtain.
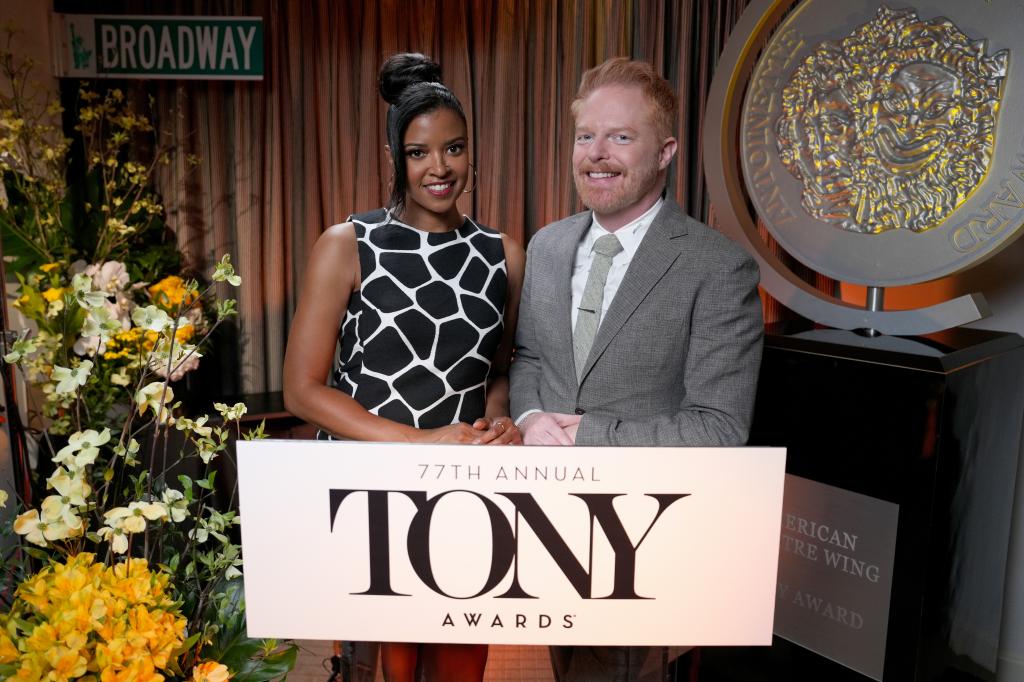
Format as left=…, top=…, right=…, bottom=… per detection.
left=129, top=0, right=821, bottom=395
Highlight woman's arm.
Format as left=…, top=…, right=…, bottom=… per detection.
left=474, top=234, right=526, bottom=445
left=283, top=223, right=482, bottom=444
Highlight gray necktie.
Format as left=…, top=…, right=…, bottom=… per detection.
left=573, top=233, right=623, bottom=380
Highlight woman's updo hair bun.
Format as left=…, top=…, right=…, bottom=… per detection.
left=378, top=52, right=468, bottom=214
left=378, top=53, right=442, bottom=105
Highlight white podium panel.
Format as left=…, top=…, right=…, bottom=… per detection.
left=237, top=441, right=785, bottom=645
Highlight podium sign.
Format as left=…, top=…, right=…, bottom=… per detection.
left=237, top=441, right=785, bottom=645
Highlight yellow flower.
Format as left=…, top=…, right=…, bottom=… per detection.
left=41, top=287, right=65, bottom=303
left=175, top=324, right=195, bottom=344
left=115, top=327, right=143, bottom=345
left=39, top=262, right=61, bottom=273
left=4, top=554, right=187, bottom=680
left=43, top=644, right=88, bottom=678
left=0, top=628, right=17, bottom=662
left=148, top=275, right=198, bottom=309
left=0, top=488, right=7, bottom=508
left=193, top=660, right=231, bottom=682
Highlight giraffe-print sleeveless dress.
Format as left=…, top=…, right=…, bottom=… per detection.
left=328, top=208, right=507, bottom=430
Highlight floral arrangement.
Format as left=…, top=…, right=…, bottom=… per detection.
left=9, top=263, right=215, bottom=436
left=0, top=30, right=295, bottom=681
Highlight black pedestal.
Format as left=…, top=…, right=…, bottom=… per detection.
left=701, top=327, right=1024, bottom=682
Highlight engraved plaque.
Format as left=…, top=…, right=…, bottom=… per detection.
left=775, top=475, right=900, bottom=681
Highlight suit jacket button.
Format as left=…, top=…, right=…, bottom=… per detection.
left=574, top=408, right=585, bottom=415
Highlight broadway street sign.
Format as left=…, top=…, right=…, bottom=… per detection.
left=53, top=14, right=263, bottom=80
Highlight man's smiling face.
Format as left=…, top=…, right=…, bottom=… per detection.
left=572, top=84, right=675, bottom=227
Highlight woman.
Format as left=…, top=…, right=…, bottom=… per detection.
left=283, top=53, right=524, bottom=681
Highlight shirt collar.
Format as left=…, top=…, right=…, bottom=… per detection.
left=585, top=197, right=664, bottom=260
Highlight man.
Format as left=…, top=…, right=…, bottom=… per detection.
left=509, top=57, right=764, bottom=680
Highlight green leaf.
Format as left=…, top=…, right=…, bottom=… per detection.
left=166, top=629, right=202, bottom=677
left=12, top=283, right=46, bottom=321
left=217, top=638, right=265, bottom=673
left=232, top=645, right=299, bottom=682
left=173, top=631, right=203, bottom=658
left=22, top=546, right=52, bottom=561
left=242, top=420, right=267, bottom=441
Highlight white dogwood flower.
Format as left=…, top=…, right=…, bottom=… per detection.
left=3, top=335, right=38, bottom=364
left=82, top=304, right=122, bottom=343
left=176, top=415, right=213, bottom=439
left=213, top=401, right=247, bottom=421
left=51, top=360, right=94, bottom=394
left=104, top=501, right=168, bottom=533
left=53, top=428, right=111, bottom=469
left=212, top=254, right=242, bottom=286
left=136, top=382, right=175, bottom=424
left=41, top=495, right=84, bottom=531
left=132, top=304, right=171, bottom=332
left=161, top=488, right=190, bottom=523
left=72, top=272, right=108, bottom=309
left=97, top=526, right=129, bottom=554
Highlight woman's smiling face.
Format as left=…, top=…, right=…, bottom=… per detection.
left=400, top=107, right=469, bottom=231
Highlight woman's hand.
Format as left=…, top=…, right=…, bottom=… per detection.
left=417, top=422, right=489, bottom=444
left=471, top=417, right=523, bottom=445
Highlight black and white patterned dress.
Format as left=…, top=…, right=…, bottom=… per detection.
left=328, top=208, right=507, bottom=430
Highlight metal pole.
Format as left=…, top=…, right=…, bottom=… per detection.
left=866, top=286, right=885, bottom=312
left=863, top=286, right=885, bottom=337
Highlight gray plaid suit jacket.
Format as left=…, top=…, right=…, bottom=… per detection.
left=510, top=197, right=763, bottom=447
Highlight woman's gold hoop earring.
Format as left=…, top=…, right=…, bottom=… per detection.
left=463, top=163, right=477, bottom=194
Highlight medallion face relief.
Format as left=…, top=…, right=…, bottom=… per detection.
left=740, top=1, right=1022, bottom=286
left=774, top=7, right=1007, bottom=236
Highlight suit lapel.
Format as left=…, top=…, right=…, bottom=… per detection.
left=578, top=200, right=688, bottom=382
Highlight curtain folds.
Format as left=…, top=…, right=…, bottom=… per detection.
left=103, top=0, right=822, bottom=394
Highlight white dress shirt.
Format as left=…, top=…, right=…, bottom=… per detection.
left=570, top=198, right=663, bottom=331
